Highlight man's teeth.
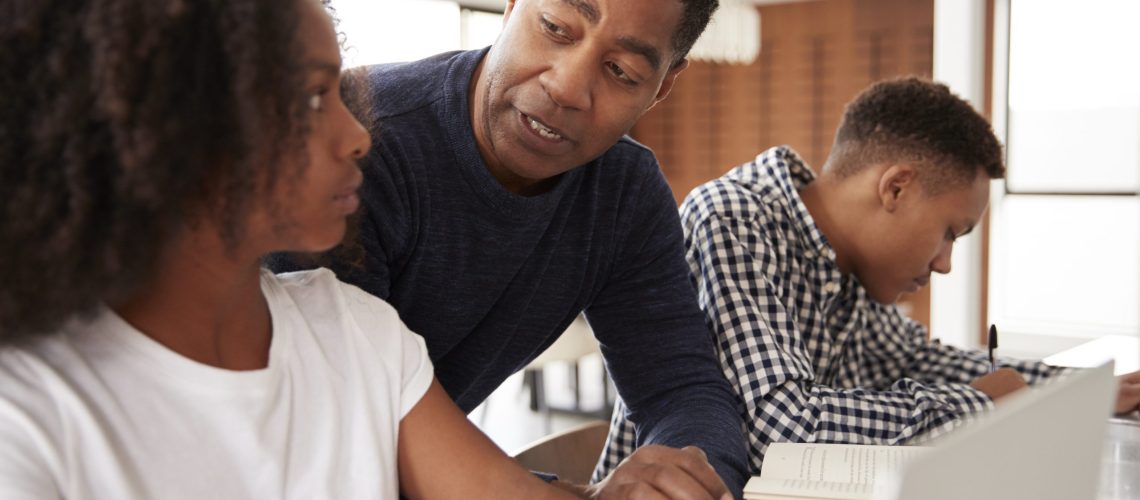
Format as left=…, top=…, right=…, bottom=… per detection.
left=528, top=117, right=562, bottom=140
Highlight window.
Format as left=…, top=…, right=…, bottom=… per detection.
left=990, top=0, right=1140, bottom=356
left=329, top=0, right=502, bottom=67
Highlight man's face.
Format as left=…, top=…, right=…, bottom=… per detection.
left=855, top=167, right=991, bottom=304
left=471, top=0, right=687, bottom=193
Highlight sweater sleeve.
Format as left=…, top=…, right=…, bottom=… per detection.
left=584, top=164, right=749, bottom=496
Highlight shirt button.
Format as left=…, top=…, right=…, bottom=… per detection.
left=824, top=282, right=839, bottom=294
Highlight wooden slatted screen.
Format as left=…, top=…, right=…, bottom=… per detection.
left=634, top=0, right=935, bottom=326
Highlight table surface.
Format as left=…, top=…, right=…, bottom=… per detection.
left=1101, top=416, right=1140, bottom=499
left=1033, top=336, right=1140, bottom=499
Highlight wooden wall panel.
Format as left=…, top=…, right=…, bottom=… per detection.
left=633, top=0, right=935, bottom=326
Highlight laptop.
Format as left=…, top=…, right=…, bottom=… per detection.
left=877, top=360, right=1117, bottom=500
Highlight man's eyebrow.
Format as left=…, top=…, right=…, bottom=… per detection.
left=618, top=36, right=662, bottom=72
left=559, top=0, right=599, bottom=23
left=554, top=0, right=663, bottom=72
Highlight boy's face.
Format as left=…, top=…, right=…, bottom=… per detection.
left=471, top=0, right=687, bottom=193
left=854, top=167, right=991, bottom=304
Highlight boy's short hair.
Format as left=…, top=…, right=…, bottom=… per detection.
left=825, top=77, right=1004, bottom=193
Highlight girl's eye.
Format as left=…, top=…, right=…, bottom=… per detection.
left=308, top=91, right=325, bottom=112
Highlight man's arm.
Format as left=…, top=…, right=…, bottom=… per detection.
left=583, top=169, right=748, bottom=497
left=687, top=208, right=993, bottom=473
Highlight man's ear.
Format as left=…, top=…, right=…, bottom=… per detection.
left=877, top=164, right=917, bottom=213
left=647, top=58, right=689, bottom=110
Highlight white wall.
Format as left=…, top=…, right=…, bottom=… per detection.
left=930, top=0, right=987, bottom=349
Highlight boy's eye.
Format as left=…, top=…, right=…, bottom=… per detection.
left=541, top=16, right=567, bottom=38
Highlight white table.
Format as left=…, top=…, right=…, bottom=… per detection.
left=1042, top=335, right=1140, bottom=499
left=1102, top=416, right=1140, bottom=499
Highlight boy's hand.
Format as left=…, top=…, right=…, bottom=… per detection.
left=1114, top=370, right=1140, bottom=415
left=970, top=368, right=1028, bottom=402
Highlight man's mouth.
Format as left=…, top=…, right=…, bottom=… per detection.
left=523, top=113, right=564, bottom=141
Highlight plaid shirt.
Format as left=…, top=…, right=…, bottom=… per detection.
left=595, top=146, right=1065, bottom=479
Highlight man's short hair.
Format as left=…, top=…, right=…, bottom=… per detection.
left=825, top=77, right=1005, bottom=193
left=672, top=0, right=718, bottom=67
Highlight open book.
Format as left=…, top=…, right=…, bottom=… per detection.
left=743, top=443, right=928, bottom=500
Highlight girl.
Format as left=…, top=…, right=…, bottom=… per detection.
left=0, top=0, right=577, bottom=498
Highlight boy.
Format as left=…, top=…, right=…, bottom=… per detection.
left=598, top=77, right=1140, bottom=475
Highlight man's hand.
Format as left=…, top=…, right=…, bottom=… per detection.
left=585, top=445, right=731, bottom=500
left=1114, top=370, right=1140, bottom=415
left=970, top=367, right=1028, bottom=402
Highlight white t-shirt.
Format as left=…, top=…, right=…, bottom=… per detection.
left=0, top=269, right=433, bottom=499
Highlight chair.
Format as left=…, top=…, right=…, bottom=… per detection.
left=520, top=315, right=614, bottom=432
left=510, top=420, right=611, bottom=485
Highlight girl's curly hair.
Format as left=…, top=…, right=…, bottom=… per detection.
left=0, top=0, right=317, bottom=341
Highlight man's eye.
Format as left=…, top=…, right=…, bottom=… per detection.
left=607, top=62, right=636, bottom=85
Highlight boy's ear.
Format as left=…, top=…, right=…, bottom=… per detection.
left=877, top=164, right=917, bottom=213
left=504, top=0, right=518, bottom=23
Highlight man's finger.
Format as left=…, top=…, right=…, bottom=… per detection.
left=672, top=446, right=730, bottom=498
left=641, top=462, right=717, bottom=500
left=616, top=446, right=728, bottom=499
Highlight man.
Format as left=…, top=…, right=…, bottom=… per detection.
left=596, top=77, right=1140, bottom=476
left=269, top=0, right=747, bottom=497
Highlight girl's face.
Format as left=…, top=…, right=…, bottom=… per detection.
left=249, top=0, right=371, bottom=255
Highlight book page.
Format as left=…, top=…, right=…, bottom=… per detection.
left=746, top=444, right=929, bottom=498
left=744, top=477, right=874, bottom=500
left=760, top=443, right=926, bottom=484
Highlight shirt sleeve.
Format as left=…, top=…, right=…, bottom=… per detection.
left=688, top=209, right=992, bottom=474
left=394, top=319, right=434, bottom=418
left=584, top=166, right=749, bottom=495
left=340, top=282, right=434, bottom=419
left=859, top=303, right=1070, bottom=388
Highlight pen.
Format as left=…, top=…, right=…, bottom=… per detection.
left=988, top=324, right=999, bottom=373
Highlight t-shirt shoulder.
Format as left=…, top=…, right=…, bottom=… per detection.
left=363, top=51, right=465, bottom=119
left=270, top=268, right=404, bottom=339
left=270, top=269, right=433, bottom=417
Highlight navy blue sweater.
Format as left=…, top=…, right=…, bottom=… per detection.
left=269, top=48, right=747, bottom=494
